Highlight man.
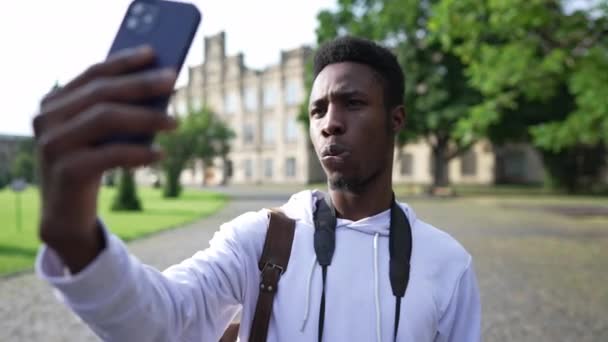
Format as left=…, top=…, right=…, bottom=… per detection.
left=35, top=36, right=481, bottom=341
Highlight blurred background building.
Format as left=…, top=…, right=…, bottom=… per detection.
left=131, top=32, right=551, bottom=187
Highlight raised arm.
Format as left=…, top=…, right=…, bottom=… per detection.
left=34, top=46, right=252, bottom=341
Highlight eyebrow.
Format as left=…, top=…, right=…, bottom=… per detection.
left=310, top=90, right=367, bottom=107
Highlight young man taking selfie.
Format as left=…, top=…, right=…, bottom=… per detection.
left=35, top=36, right=481, bottom=341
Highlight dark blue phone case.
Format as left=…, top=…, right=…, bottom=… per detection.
left=102, top=0, right=201, bottom=145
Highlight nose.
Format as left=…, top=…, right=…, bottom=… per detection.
left=321, top=104, right=345, bottom=137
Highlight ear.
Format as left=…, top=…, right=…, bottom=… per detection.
left=390, top=105, right=406, bottom=134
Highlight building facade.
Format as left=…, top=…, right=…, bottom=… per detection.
left=164, top=31, right=324, bottom=186
left=157, top=32, right=546, bottom=187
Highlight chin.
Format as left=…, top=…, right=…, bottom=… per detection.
left=326, top=166, right=385, bottom=194
left=327, top=174, right=363, bottom=193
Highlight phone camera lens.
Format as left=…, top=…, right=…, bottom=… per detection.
left=127, top=17, right=138, bottom=30
left=131, top=3, right=146, bottom=16
left=143, top=13, right=154, bottom=25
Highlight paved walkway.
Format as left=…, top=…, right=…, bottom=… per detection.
left=1, top=187, right=607, bottom=341
left=0, top=189, right=282, bottom=342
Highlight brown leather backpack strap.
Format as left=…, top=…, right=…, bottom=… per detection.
left=219, top=323, right=240, bottom=342
left=248, top=209, right=296, bottom=342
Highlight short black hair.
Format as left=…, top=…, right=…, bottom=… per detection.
left=313, top=36, right=405, bottom=110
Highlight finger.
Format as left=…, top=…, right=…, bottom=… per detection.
left=39, top=85, right=65, bottom=110
left=53, top=144, right=164, bottom=183
left=39, top=104, right=177, bottom=156
left=41, top=45, right=156, bottom=107
left=37, top=68, right=176, bottom=133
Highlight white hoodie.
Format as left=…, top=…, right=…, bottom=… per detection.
left=37, top=190, right=481, bottom=342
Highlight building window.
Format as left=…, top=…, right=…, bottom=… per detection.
left=264, top=158, right=273, bottom=178
left=285, top=157, right=296, bottom=177
left=243, top=123, right=254, bottom=144
left=461, top=149, right=477, bottom=176
left=244, top=159, right=253, bottom=179
left=285, top=118, right=298, bottom=142
left=224, top=92, right=237, bottom=114
left=244, top=87, right=258, bottom=112
left=263, top=85, right=276, bottom=108
left=400, top=153, right=413, bottom=176
left=263, top=121, right=275, bottom=144
left=285, top=79, right=300, bottom=106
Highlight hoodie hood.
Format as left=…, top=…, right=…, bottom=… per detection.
left=280, top=189, right=418, bottom=237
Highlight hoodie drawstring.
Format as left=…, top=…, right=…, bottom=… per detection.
left=300, top=255, right=318, bottom=332
left=301, top=234, right=384, bottom=342
left=373, top=233, right=382, bottom=342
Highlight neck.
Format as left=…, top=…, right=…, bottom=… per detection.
left=328, top=170, right=393, bottom=221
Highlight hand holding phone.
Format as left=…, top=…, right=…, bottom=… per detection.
left=32, top=0, right=201, bottom=273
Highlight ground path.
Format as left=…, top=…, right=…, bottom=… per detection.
left=1, top=186, right=606, bottom=341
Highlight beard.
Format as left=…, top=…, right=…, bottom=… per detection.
left=327, top=167, right=383, bottom=195
left=329, top=175, right=359, bottom=192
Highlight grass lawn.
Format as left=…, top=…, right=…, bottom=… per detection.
left=0, top=186, right=228, bottom=276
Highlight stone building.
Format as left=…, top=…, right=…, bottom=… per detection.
left=153, top=31, right=546, bottom=187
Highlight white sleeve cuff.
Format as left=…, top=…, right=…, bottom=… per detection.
left=35, top=224, right=132, bottom=306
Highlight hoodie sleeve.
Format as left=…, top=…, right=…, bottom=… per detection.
left=36, top=215, right=263, bottom=342
left=435, top=257, right=482, bottom=342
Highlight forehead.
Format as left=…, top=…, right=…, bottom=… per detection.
left=310, top=62, right=383, bottom=102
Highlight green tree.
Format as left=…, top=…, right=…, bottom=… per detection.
left=111, top=168, right=142, bottom=211
left=189, top=110, right=236, bottom=186
left=301, top=0, right=482, bottom=188
left=158, top=107, right=234, bottom=197
left=158, top=118, right=197, bottom=198
left=203, top=116, right=236, bottom=185
left=431, top=0, right=608, bottom=192
left=0, top=173, right=9, bottom=189
left=11, top=153, right=35, bottom=183
left=10, top=137, right=36, bottom=183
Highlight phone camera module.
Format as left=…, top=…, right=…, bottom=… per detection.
left=127, top=1, right=159, bottom=34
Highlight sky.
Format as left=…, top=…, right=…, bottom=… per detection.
left=0, top=0, right=336, bottom=136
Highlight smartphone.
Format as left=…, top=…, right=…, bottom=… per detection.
left=103, top=0, right=201, bottom=145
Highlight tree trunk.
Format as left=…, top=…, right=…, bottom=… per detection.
left=432, top=139, right=450, bottom=188
left=220, top=155, right=230, bottom=186
left=163, top=165, right=182, bottom=198
left=111, top=169, right=142, bottom=211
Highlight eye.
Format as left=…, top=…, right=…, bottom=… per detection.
left=346, top=99, right=365, bottom=108
left=310, top=106, right=326, bottom=118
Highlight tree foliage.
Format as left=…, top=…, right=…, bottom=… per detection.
left=431, top=0, right=608, bottom=148
left=430, top=0, right=608, bottom=191
left=157, top=107, right=234, bottom=197
left=302, top=0, right=482, bottom=187
left=11, top=138, right=36, bottom=184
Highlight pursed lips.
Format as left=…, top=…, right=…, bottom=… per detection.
left=321, top=143, right=350, bottom=162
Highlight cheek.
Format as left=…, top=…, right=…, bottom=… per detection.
left=361, top=127, right=392, bottom=158
left=309, top=124, right=321, bottom=151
